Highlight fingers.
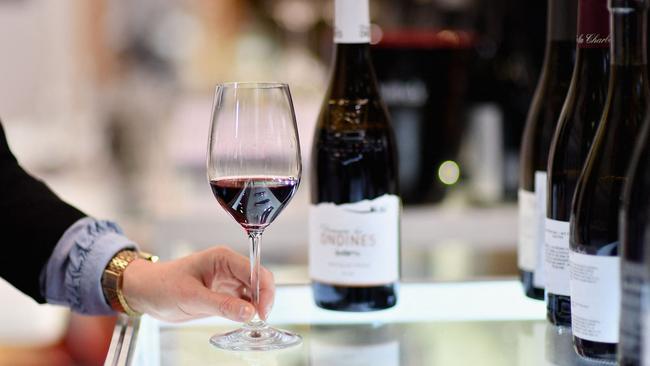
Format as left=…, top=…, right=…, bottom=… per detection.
left=184, top=247, right=275, bottom=321
left=205, top=246, right=277, bottom=317
left=183, top=283, right=256, bottom=322
left=210, top=246, right=254, bottom=285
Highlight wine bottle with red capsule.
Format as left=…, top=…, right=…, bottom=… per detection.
left=545, top=0, right=611, bottom=326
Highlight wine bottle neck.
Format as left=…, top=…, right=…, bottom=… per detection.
left=577, top=0, right=611, bottom=49
left=610, top=3, right=648, bottom=65
left=539, top=0, right=577, bottom=78
left=328, top=44, right=379, bottom=99
left=333, top=43, right=372, bottom=69
left=572, top=0, right=611, bottom=81
left=547, top=0, right=578, bottom=42
left=574, top=48, right=611, bottom=77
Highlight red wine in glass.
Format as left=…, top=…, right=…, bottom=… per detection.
left=210, top=176, right=299, bottom=232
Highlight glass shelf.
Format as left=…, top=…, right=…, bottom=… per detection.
left=106, top=280, right=602, bottom=366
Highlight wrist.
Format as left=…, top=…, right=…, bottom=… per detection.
left=120, top=258, right=155, bottom=315
left=101, top=250, right=158, bottom=316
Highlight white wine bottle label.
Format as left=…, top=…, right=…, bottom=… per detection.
left=518, top=189, right=536, bottom=272
left=544, top=218, right=570, bottom=296
left=569, top=250, right=620, bottom=343
left=620, top=262, right=645, bottom=362
left=334, top=0, right=370, bottom=44
left=533, top=171, right=547, bottom=287
left=309, top=194, right=400, bottom=285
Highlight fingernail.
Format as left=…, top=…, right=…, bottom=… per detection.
left=239, top=305, right=253, bottom=321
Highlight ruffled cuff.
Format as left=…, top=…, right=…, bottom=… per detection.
left=42, top=217, right=137, bottom=314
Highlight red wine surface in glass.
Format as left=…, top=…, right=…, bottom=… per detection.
left=210, top=176, right=299, bottom=231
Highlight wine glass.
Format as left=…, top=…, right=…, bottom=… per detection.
left=206, top=82, right=302, bottom=351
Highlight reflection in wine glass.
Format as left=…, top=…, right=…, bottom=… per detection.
left=210, top=177, right=298, bottom=231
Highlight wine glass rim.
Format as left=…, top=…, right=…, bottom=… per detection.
left=216, top=82, right=289, bottom=89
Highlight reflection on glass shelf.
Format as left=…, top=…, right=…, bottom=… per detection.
left=545, top=325, right=598, bottom=366
left=124, top=320, right=611, bottom=366
left=108, top=281, right=614, bottom=366
left=309, top=324, right=400, bottom=366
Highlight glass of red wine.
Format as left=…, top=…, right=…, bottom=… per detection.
left=207, top=82, right=302, bottom=351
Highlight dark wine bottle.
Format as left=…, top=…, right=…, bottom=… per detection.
left=518, top=0, right=577, bottom=300
left=309, top=0, right=400, bottom=311
left=619, top=33, right=650, bottom=364
left=569, top=0, right=650, bottom=361
left=619, top=114, right=650, bottom=366
left=545, top=0, right=611, bottom=327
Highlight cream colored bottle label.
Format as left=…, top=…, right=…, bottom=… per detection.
left=309, top=194, right=400, bottom=285
left=545, top=218, right=571, bottom=296
left=570, top=251, right=620, bottom=343
left=518, top=189, right=536, bottom=272
left=533, top=171, right=547, bottom=287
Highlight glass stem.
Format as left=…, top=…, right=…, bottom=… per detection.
left=247, top=230, right=264, bottom=327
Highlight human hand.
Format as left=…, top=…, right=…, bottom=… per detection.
left=120, top=246, right=275, bottom=322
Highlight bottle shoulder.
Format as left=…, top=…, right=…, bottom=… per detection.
left=315, top=96, right=393, bottom=131
left=520, top=66, right=572, bottom=183
left=549, top=82, right=608, bottom=172
left=570, top=104, right=648, bottom=252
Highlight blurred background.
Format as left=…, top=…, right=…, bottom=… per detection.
left=0, top=0, right=547, bottom=364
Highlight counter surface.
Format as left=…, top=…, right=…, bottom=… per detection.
left=106, top=280, right=600, bottom=365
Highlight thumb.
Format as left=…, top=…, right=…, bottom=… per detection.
left=188, top=287, right=256, bottom=322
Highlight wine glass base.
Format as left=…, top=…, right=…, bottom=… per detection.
left=209, top=323, right=302, bottom=351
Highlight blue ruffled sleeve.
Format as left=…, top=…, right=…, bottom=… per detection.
left=40, top=217, right=138, bottom=314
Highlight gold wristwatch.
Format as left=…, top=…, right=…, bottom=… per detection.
left=101, top=250, right=158, bottom=316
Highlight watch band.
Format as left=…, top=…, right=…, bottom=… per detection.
left=102, top=250, right=158, bottom=316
